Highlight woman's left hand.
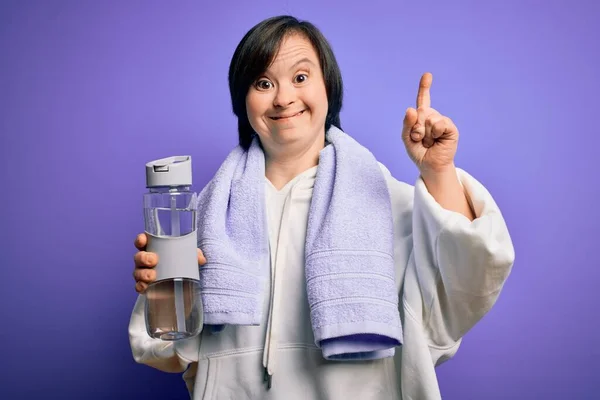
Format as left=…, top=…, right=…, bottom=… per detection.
left=401, top=72, right=459, bottom=177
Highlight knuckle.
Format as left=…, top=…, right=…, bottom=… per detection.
left=412, top=124, right=425, bottom=134
left=146, top=270, right=155, bottom=282
left=146, top=252, right=156, bottom=265
left=446, top=117, right=457, bottom=130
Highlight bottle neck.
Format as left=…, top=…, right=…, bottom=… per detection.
left=148, top=185, right=191, bottom=193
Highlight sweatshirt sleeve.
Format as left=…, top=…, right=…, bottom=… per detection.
left=411, top=167, right=515, bottom=354
left=128, top=294, right=196, bottom=373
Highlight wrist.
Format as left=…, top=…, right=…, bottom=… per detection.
left=419, top=163, right=458, bottom=186
left=419, top=163, right=475, bottom=221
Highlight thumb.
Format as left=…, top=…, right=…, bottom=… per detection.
left=198, top=248, right=207, bottom=266
left=401, top=107, right=418, bottom=142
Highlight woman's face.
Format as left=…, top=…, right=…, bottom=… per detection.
left=245, top=34, right=329, bottom=157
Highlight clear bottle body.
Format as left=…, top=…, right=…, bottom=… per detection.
left=143, top=186, right=202, bottom=340
left=144, top=278, right=202, bottom=340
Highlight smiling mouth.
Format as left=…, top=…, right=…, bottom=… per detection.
left=270, top=110, right=306, bottom=121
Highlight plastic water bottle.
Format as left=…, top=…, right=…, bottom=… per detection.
left=143, top=155, right=203, bottom=340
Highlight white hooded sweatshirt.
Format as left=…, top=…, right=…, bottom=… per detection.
left=128, top=163, right=515, bottom=399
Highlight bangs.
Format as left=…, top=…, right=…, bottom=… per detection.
left=231, top=27, right=308, bottom=103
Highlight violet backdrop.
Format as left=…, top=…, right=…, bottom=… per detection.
left=1, top=1, right=598, bottom=399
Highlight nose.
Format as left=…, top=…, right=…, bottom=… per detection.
left=273, top=82, right=296, bottom=108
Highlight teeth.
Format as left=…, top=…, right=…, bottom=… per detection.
left=272, top=110, right=304, bottom=120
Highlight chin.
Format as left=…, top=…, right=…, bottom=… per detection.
left=271, top=125, right=308, bottom=137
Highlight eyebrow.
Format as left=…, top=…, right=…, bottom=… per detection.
left=262, top=57, right=316, bottom=77
left=289, top=57, right=316, bottom=70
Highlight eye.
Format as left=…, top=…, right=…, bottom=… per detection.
left=294, top=74, right=308, bottom=84
left=255, top=79, right=273, bottom=90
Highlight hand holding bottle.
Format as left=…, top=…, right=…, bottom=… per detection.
left=133, top=232, right=207, bottom=294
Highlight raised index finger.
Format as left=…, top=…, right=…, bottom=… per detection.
left=416, top=72, right=433, bottom=108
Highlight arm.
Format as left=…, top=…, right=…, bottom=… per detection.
left=396, top=72, right=514, bottom=364
left=412, top=167, right=515, bottom=355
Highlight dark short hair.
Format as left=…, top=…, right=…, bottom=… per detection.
left=228, top=15, right=344, bottom=149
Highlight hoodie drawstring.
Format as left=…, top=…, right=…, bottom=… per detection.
left=262, top=185, right=295, bottom=389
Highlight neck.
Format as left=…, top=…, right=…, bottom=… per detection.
left=263, top=134, right=325, bottom=190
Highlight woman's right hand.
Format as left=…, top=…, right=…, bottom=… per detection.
left=133, top=233, right=207, bottom=294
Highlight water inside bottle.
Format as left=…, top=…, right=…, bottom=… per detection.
left=145, top=278, right=203, bottom=340
left=145, top=208, right=196, bottom=237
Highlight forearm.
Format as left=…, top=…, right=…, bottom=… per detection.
left=420, top=164, right=475, bottom=221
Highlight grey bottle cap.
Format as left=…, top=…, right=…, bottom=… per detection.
left=146, top=156, right=192, bottom=187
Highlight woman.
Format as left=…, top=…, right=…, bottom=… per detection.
left=128, top=15, right=515, bottom=400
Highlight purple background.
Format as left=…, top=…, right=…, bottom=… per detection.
left=1, top=1, right=598, bottom=399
